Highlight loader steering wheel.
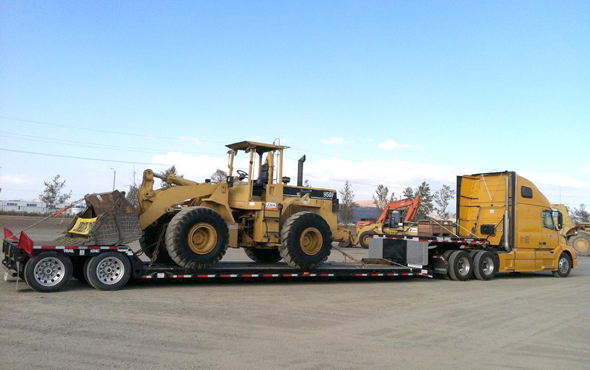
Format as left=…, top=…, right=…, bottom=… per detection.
left=236, top=170, right=248, bottom=180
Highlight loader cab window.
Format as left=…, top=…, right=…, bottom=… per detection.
left=542, top=210, right=554, bottom=230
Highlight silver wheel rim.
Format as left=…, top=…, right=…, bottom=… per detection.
left=482, top=256, right=494, bottom=275
left=34, top=257, right=66, bottom=287
left=559, top=257, right=569, bottom=274
left=96, top=257, right=125, bottom=285
left=457, top=256, right=471, bottom=276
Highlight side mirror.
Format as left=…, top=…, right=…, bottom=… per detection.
left=557, top=211, right=564, bottom=231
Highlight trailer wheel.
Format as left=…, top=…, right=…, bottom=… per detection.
left=166, top=206, right=229, bottom=269
left=569, top=233, right=590, bottom=255
left=140, top=214, right=174, bottom=264
left=448, top=250, right=473, bottom=281
left=279, top=212, right=332, bottom=270
left=552, top=253, right=572, bottom=278
left=359, top=232, right=374, bottom=249
left=85, top=252, right=131, bottom=290
left=244, top=248, right=282, bottom=263
left=473, top=251, right=497, bottom=280
left=24, top=252, right=73, bottom=292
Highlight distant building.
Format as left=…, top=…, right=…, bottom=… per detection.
left=0, top=200, right=85, bottom=215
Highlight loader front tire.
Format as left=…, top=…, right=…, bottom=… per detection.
left=140, top=214, right=174, bottom=264
left=569, top=232, right=590, bottom=255
left=244, top=248, right=282, bottom=263
left=279, top=212, right=332, bottom=270
left=359, top=231, right=374, bottom=249
left=166, top=207, right=229, bottom=269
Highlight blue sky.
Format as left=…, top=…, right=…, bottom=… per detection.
left=1, top=1, right=589, bottom=208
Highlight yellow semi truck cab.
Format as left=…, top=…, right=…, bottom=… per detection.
left=457, top=171, right=577, bottom=274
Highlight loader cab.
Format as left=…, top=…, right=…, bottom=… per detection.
left=226, top=141, right=288, bottom=202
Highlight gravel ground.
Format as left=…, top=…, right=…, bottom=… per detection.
left=1, top=215, right=590, bottom=370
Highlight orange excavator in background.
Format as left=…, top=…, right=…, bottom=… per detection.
left=353, top=197, right=421, bottom=248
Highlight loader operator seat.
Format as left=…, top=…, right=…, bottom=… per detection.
left=252, top=163, right=269, bottom=196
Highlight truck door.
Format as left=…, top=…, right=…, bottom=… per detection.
left=535, top=209, right=559, bottom=270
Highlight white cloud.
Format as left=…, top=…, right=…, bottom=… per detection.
left=1, top=174, right=31, bottom=185
left=321, top=137, right=345, bottom=145
left=378, top=139, right=413, bottom=150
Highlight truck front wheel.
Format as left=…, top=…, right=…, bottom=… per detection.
left=552, top=253, right=572, bottom=278
left=166, top=207, right=229, bottom=269
left=448, top=250, right=473, bottom=281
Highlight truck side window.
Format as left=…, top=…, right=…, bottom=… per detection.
left=521, top=186, right=533, bottom=198
left=542, top=210, right=554, bottom=230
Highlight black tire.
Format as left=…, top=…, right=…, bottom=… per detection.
left=85, top=252, right=132, bottom=290
left=568, top=233, right=590, bottom=255
left=140, top=214, right=174, bottom=264
left=244, top=248, right=282, bottom=263
left=279, top=212, right=332, bottom=270
left=441, top=250, right=454, bottom=280
left=165, top=206, right=229, bottom=269
left=473, top=251, right=498, bottom=280
left=448, top=250, right=473, bottom=281
left=359, top=231, right=374, bottom=249
left=24, top=252, right=73, bottom=292
left=552, top=253, right=572, bottom=278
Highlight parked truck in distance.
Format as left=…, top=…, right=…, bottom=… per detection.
left=551, top=204, right=590, bottom=256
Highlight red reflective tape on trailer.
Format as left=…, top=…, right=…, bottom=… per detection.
left=386, top=273, right=397, bottom=277
left=283, top=273, right=298, bottom=277
left=64, top=246, right=78, bottom=249
left=220, top=274, right=231, bottom=278
left=196, top=274, right=209, bottom=278
left=109, top=246, right=118, bottom=250
left=319, top=273, right=334, bottom=277
left=41, top=246, right=56, bottom=250
left=141, top=275, right=150, bottom=279
left=88, top=246, right=101, bottom=249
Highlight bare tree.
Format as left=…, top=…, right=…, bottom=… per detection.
left=39, top=174, right=72, bottom=212
left=126, top=167, right=140, bottom=208
left=571, top=204, right=590, bottom=224
left=304, top=179, right=311, bottom=187
left=338, top=180, right=358, bottom=224
left=160, top=165, right=183, bottom=188
left=211, top=169, right=228, bottom=183
left=373, top=184, right=395, bottom=210
left=434, top=184, right=455, bottom=220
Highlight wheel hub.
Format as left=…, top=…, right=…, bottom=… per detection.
left=457, top=256, right=471, bottom=276
left=188, top=223, right=218, bottom=255
left=559, top=257, right=569, bottom=274
left=482, top=257, right=494, bottom=275
left=34, top=257, right=65, bottom=287
left=573, top=238, right=589, bottom=253
left=96, top=257, right=125, bottom=284
left=300, top=227, right=323, bottom=256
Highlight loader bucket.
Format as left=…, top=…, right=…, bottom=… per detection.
left=54, top=191, right=142, bottom=246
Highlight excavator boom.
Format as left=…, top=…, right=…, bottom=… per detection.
left=375, top=197, right=421, bottom=224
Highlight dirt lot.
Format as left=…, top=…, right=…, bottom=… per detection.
left=1, top=215, right=590, bottom=370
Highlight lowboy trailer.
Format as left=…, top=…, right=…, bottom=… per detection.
left=3, top=231, right=441, bottom=292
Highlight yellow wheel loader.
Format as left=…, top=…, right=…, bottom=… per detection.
left=137, top=141, right=351, bottom=270
left=552, top=204, right=590, bottom=256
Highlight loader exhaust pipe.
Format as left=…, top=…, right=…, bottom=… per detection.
left=297, top=155, right=306, bottom=186
left=504, top=172, right=511, bottom=252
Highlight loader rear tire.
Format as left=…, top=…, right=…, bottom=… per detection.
left=279, top=212, right=332, bottom=270
left=166, top=207, right=229, bottom=269
left=359, top=231, right=374, bottom=249
left=244, top=248, right=282, bottom=263
left=140, top=215, right=174, bottom=264
left=569, top=232, right=590, bottom=255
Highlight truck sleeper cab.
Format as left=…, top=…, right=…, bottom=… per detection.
left=454, top=171, right=577, bottom=279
